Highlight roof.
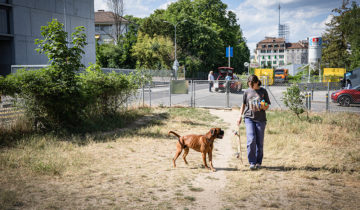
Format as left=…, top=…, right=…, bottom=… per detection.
left=258, top=37, right=285, bottom=44
left=286, top=42, right=308, bottom=49
left=95, top=10, right=129, bottom=24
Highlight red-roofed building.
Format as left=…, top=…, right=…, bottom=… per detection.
left=255, top=37, right=308, bottom=68
left=95, top=10, right=129, bottom=44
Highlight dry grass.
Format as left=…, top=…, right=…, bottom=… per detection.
left=0, top=107, right=225, bottom=209
left=223, top=111, right=360, bottom=209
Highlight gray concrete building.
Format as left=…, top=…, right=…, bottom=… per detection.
left=0, top=0, right=95, bottom=76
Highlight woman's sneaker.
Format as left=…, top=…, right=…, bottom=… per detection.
left=249, top=164, right=256, bottom=170
left=255, top=164, right=262, bottom=169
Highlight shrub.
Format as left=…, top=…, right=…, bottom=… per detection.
left=0, top=19, right=147, bottom=131
left=282, top=84, right=306, bottom=119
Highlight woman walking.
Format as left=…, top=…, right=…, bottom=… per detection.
left=237, top=75, right=270, bottom=170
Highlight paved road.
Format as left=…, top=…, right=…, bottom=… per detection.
left=133, top=83, right=360, bottom=113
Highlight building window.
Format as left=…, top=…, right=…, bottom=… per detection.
left=274, top=55, right=277, bottom=59
left=279, top=49, right=284, bottom=53
left=280, top=44, right=285, bottom=48
left=261, top=61, right=265, bottom=65
left=273, top=50, right=277, bottom=53
left=262, top=44, right=266, bottom=48
left=267, top=61, right=271, bottom=66
left=262, top=56, right=265, bottom=59
left=268, top=44, right=272, bottom=48
left=279, top=55, right=284, bottom=58
left=267, top=50, right=271, bottom=53
left=273, top=61, right=277, bottom=64
left=279, top=61, right=284, bottom=65
left=260, top=50, right=266, bottom=53
left=0, top=8, right=10, bottom=34
left=274, top=44, right=279, bottom=48
left=268, top=56, right=271, bottom=59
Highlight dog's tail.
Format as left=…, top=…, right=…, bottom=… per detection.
left=168, top=131, right=181, bottom=138
left=168, top=131, right=186, bottom=148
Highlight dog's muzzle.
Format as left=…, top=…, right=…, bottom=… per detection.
left=217, top=130, right=224, bottom=139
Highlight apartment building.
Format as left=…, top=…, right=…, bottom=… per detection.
left=286, top=40, right=308, bottom=65
left=0, top=0, right=95, bottom=76
left=255, top=37, right=286, bottom=68
left=95, top=10, right=129, bottom=44
left=255, top=37, right=308, bottom=68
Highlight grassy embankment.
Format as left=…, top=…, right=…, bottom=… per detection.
left=0, top=107, right=225, bottom=209
left=223, top=111, right=360, bottom=209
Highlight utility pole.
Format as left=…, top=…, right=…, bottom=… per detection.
left=228, top=45, right=231, bottom=67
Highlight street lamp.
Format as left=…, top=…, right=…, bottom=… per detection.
left=163, top=19, right=187, bottom=79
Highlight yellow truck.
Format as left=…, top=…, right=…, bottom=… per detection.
left=323, top=68, right=346, bottom=82
left=254, top=68, right=274, bottom=85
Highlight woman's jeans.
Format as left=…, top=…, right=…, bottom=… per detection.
left=244, top=118, right=266, bottom=165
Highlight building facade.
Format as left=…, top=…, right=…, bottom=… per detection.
left=285, top=40, right=308, bottom=65
left=255, top=37, right=286, bottom=68
left=95, top=10, right=129, bottom=44
left=0, top=0, right=95, bottom=76
left=255, top=37, right=308, bottom=68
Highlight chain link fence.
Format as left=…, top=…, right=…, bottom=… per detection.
left=2, top=70, right=360, bottom=125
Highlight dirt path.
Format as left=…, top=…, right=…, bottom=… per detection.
left=188, top=109, right=240, bottom=209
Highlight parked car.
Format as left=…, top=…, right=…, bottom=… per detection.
left=331, top=85, right=360, bottom=106
left=214, top=67, right=242, bottom=93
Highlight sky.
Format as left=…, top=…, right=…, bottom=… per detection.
left=94, top=0, right=355, bottom=55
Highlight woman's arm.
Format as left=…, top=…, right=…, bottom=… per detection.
left=237, top=103, right=246, bottom=125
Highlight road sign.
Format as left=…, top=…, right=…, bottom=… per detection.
left=226, top=47, right=233, bottom=57
left=244, top=62, right=249, bottom=67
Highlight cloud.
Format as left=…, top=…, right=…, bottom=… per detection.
left=158, top=0, right=177, bottom=10
left=233, top=0, right=341, bottom=54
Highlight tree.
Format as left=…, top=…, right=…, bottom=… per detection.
left=138, top=0, right=249, bottom=76
left=282, top=84, right=306, bottom=120
left=107, top=0, right=125, bottom=44
left=132, top=32, right=174, bottom=69
left=322, top=0, right=360, bottom=70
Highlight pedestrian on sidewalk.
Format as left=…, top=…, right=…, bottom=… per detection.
left=208, top=71, right=215, bottom=92
left=237, top=75, right=271, bottom=170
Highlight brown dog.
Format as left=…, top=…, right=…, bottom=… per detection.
left=169, top=128, right=224, bottom=172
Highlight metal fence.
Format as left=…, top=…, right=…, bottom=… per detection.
left=1, top=74, right=360, bottom=124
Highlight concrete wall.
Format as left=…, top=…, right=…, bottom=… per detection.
left=12, top=0, right=95, bottom=66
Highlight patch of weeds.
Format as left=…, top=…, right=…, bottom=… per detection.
left=184, top=196, right=196, bottom=202
left=188, top=187, right=204, bottom=192
left=106, top=144, right=114, bottom=149
left=205, top=176, right=220, bottom=180
left=175, top=192, right=183, bottom=196
left=0, top=189, right=24, bottom=209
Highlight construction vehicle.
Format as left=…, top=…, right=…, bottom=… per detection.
left=254, top=68, right=274, bottom=85
left=274, top=68, right=289, bottom=83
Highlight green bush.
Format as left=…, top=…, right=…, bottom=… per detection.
left=282, top=84, right=306, bottom=119
left=0, top=19, right=146, bottom=131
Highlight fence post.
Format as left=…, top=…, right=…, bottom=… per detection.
left=149, top=84, right=151, bottom=108
left=190, top=80, right=193, bottom=107
left=226, top=81, right=230, bottom=108
left=142, top=85, right=144, bottom=107
left=169, top=79, right=172, bottom=107
left=308, top=92, right=311, bottom=110
left=305, top=93, right=309, bottom=109
left=311, top=88, right=314, bottom=101
left=327, top=82, right=330, bottom=112
left=193, top=80, right=196, bottom=108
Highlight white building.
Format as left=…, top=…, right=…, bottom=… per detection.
left=95, top=10, right=129, bottom=44
left=255, top=37, right=308, bottom=68
left=255, top=37, right=286, bottom=68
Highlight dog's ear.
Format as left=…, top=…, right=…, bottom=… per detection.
left=211, top=128, right=215, bottom=136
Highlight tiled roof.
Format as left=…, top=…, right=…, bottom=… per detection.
left=286, top=42, right=308, bottom=49
left=95, top=11, right=129, bottom=24
left=258, top=37, right=285, bottom=43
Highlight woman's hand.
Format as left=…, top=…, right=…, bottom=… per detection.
left=237, top=116, right=242, bottom=126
